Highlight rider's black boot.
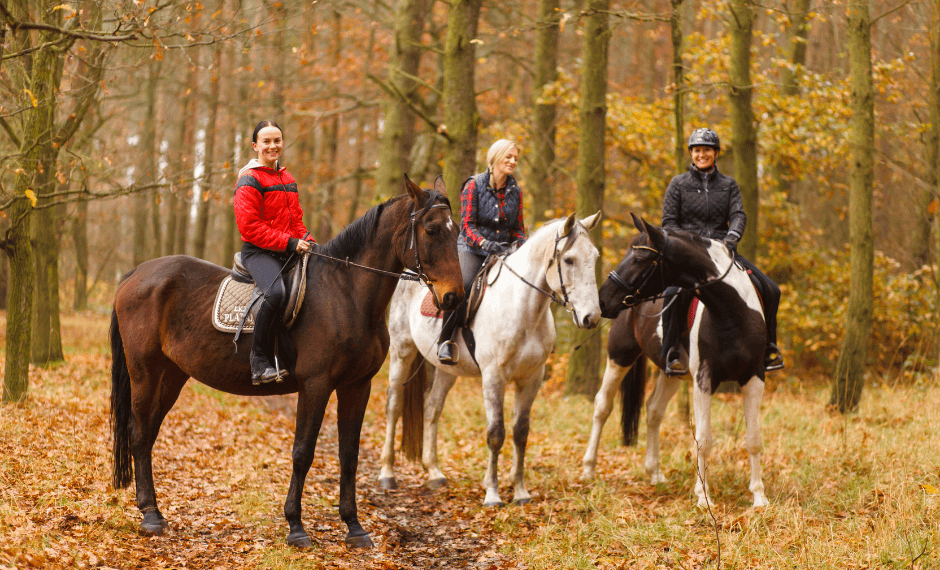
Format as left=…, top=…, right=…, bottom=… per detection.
left=437, top=310, right=460, bottom=365
left=251, top=298, right=288, bottom=385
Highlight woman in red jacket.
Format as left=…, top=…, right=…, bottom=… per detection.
left=234, top=120, right=315, bottom=384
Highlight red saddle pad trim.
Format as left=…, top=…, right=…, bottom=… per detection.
left=419, top=290, right=443, bottom=319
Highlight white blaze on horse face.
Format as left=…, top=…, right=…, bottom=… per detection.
left=705, top=241, right=763, bottom=318
left=446, top=218, right=455, bottom=233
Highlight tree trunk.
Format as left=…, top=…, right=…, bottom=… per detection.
left=376, top=0, right=428, bottom=200
left=348, top=19, right=378, bottom=225
left=144, top=59, right=164, bottom=260
left=728, top=0, right=760, bottom=262
left=134, top=60, right=161, bottom=266
left=565, top=0, right=609, bottom=397
left=193, top=38, right=224, bottom=260
left=317, top=10, right=342, bottom=242
left=669, top=0, right=691, bottom=424
left=830, top=1, right=874, bottom=413
left=442, top=0, right=483, bottom=216
left=72, top=194, right=89, bottom=311
left=529, top=0, right=560, bottom=229
left=930, top=0, right=940, bottom=361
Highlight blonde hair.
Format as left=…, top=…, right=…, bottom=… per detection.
left=486, top=139, right=517, bottom=172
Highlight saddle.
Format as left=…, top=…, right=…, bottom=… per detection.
left=419, top=254, right=502, bottom=328
left=212, top=252, right=309, bottom=335
left=683, top=268, right=764, bottom=333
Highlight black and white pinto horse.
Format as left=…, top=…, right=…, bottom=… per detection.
left=582, top=214, right=769, bottom=508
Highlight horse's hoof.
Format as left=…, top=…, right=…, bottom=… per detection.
left=378, top=477, right=398, bottom=490
left=287, top=531, right=313, bottom=549
left=139, top=520, right=167, bottom=536
left=513, top=497, right=532, bottom=506
left=426, top=477, right=448, bottom=491
left=345, top=533, right=374, bottom=549
left=483, top=500, right=505, bottom=508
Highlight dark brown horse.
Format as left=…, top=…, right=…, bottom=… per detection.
left=110, top=176, right=463, bottom=548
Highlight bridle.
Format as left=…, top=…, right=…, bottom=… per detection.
left=499, top=225, right=576, bottom=309
left=607, top=230, right=736, bottom=309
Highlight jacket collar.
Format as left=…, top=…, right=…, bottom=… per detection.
left=238, top=158, right=284, bottom=177
left=688, top=163, right=719, bottom=183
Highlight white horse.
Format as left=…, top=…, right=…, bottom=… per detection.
left=582, top=214, right=768, bottom=509
left=379, top=213, right=602, bottom=506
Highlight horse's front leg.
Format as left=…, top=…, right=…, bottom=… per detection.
left=378, top=343, right=418, bottom=490
left=283, top=383, right=330, bottom=548
left=691, top=377, right=714, bottom=509
left=742, top=376, right=768, bottom=508
left=645, top=371, right=681, bottom=485
left=509, top=367, right=544, bottom=504
left=423, top=368, right=458, bottom=489
left=481, top=372, right=509, bottom=507
left=581, top=358, right=631, bottom=480
left=335, top=377, right=374, bottom=548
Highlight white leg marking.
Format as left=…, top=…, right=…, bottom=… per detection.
left=742, top=376, right=768, bottom=508
left=645, top=371, right=680, bottom=485
left=581, top=358, right=630, bottom=480
left=423, top=368, right=458, bottom=485
left=692, top=380, right=714, bottom=509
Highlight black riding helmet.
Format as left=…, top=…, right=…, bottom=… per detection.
left=688, top=128, right=720, bottom=151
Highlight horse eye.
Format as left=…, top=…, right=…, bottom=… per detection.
left=425, top=225, right=439, bottom=236
left=564, top=257, right=574, bottom=266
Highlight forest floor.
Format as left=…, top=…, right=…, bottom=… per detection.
left=1, top=311, right=940, bottom=569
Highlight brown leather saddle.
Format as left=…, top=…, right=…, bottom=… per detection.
left=212, top=252, right=309, bottom=337
left=419, top=255, right=501, bottom=328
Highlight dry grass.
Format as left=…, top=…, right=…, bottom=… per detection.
left=1, top=312, right=938, bottom=569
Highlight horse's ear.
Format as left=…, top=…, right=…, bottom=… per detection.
left=433, top=174, right=446, bottom=196
left=630, top=212, right=645, bottom=233
left=581, top=210, right=602, bottom=232
left=646, top=222, right=667, bottom=250
left=563, top=212, right=577, bottom=235
left=403, top=173, right=427, bottom=206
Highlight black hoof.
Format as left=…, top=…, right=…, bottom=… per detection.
left=426, top=477, right=448, bottom=491
left=140, top=519, right=168, bottom=536
left=378, top=477, right=398, bottom=490
left=345, top=533, right=374, bottom=549
left=287, top=530, right=313, bottom=549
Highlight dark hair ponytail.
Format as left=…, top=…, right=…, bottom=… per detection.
left=252, top=120, right=283, bottom=143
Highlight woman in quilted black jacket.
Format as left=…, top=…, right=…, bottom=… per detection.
left=660, top=128, right=784, bottom=376
left=437, top=139, right=528, bottom=365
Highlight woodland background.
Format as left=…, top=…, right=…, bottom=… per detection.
left=1, top=0, right=940, bottom=401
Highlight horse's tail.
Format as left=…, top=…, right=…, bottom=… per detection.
left=401, top=356, right=427, bottom=462
left=110, top=295, right=134, bottom=489
left=620, top=356, right=647, bottom=446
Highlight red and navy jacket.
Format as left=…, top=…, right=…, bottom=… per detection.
left=457, top=170, right=526, bottom=254
left=234, top=163, right=313, bottom=252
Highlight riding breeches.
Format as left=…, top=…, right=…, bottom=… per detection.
left=240, top=244, right=288, bottom=311
left=439, top=251, right=486, bottom=344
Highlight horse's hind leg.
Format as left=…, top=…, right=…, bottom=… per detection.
left=645, top=371, right=681, bottom=485
left=127, top=361, right=188, bottom=535
left=508, top=366, right=544, bottom=504
left=691, top=380, right=714, bottom=509
left=742, top=376, right=768, bottom=508
left=378, top=339, right=418, bottom=489
left=581, top=358, right=631, bottom=481
left=423, top=368, right=457, bottom=489
left=481, top=372, right=509, bottom=507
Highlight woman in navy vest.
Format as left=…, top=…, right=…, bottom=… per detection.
left=437, top=139, right=527, bottom=365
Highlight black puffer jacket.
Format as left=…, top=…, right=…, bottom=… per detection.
left=661, top=164, right=746, bottom=241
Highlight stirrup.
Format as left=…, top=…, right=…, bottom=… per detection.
left=764, top=344, right=784, bottom=372
left=438, top=340, right=459, bottom=365
left=665, top=348, right=687, bottom=377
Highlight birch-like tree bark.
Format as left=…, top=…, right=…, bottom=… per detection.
left=529, top=0, right=560, bottom=229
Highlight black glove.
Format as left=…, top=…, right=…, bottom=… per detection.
left=722, top=235, right=738, bottom=256
left=481, top=239, right=507, bottom=256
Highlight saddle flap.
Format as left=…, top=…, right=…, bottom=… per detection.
left=464, top=255, right=501, bottom=326
left=231, top=253, right=253, bottom=284
left=214, top=252, right=310, bottom=333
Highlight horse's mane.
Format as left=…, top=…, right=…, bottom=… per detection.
left=318, top=194, right=409, bottom=260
